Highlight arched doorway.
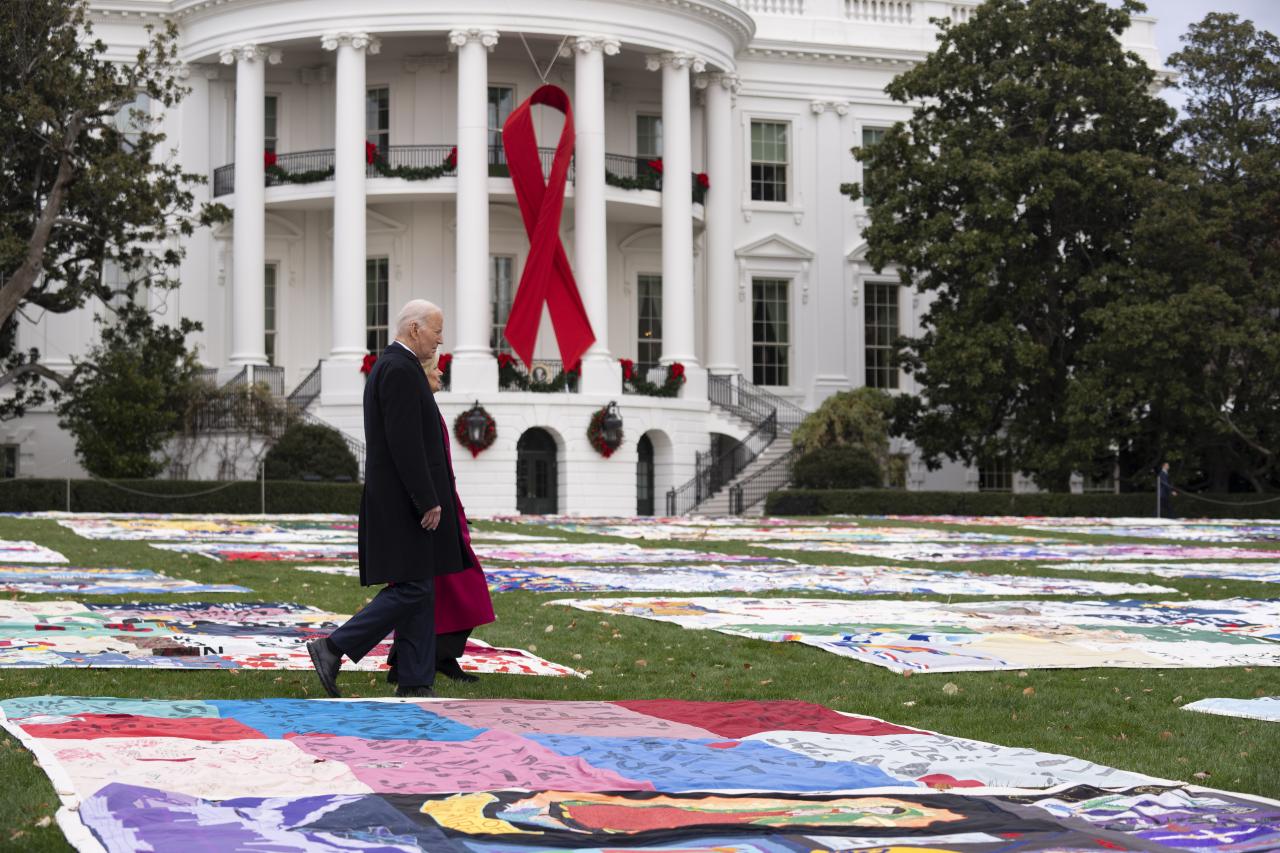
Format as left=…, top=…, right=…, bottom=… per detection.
left=516, top=428, right=558, bottom=515
left=636, top=434, right=655, bottom=516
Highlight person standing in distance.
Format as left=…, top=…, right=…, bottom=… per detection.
left=307, top=300, right=474, bottom=698
left=1157, top=461, right=1177, bottom=519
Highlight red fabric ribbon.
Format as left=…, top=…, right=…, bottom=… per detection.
left=501, top=85, right=595, bottom=370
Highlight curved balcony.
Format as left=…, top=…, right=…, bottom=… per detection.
left=212, top=145, right=707, bottom=208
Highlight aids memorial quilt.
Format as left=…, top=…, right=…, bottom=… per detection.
left=4, top=696, right=1277, bottom=852
left=55, top=513, right=358, bottom=544
left=0, top=539, right=67, bottom=564
left=1181, top=696, right=1280, bottom=722
left=753, top=540, right=1280, bottom=562
left=0, top=566, right=249, bottom=595
left=550, top=596, right=1280, bottom=674
left=1020, top=520, right=1280, bottom=543
left=0, top=600, right=580, bottom=676
left=536, top=521, right=1053, bottom=544
left=13, top=695, right=1280, bottom=853
left=151, top=542, right=359, bottom=562
left=1054, top=562, right=1280, bottom=584
left=484, top=563, right=1175, bottom=596
left=473, top=542, right=785, bottom=564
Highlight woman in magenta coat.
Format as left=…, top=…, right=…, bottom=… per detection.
left=387, top=351, right=495, bottom=684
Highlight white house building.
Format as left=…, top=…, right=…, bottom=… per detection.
left=11, top=0, right=1162, bottom=515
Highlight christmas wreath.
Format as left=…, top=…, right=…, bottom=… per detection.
left=497, top=352, right=580, bottom=392
left=587, top=406, right=624, bottom=458
left=360, top=353, right=377, bottom=375
left=453, top=405, right=496, bottom=457
left=620, top=359, right=685, bottom=397
left=438, top=352, right=452, bottom=390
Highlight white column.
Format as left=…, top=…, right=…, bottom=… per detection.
left=697, top=71, right=739, bottom=376
left=572, top=35, right=621, bottom=394
left=811, top=99, right=852, bottom=403
left=220, top=44, right=280, bottom=367
left=449, top=28, right=500, bottom=393
left=646, top=51, right=706, bottom=397
left=323, top=32, right=380, bottom=363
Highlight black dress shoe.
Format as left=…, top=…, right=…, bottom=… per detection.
left=394, top=685, right=435, bottom=698
left=306, top=638, right=342, bottom=698
left=437, top=657, right=479, bottom=683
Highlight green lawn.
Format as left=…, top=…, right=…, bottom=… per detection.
left=1, top=515, right=1278, bottom=851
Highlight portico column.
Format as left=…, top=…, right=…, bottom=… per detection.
left=810, top=99, right=852, bottom=402
left=571, top=35, right=621, bottom=394
left=646, top=51, right=706, bottom=397
left=697, top=71, right=740, bottom=377
left=449, top=28, right=500, bottom=393
left=323, top=32, right=380, bottom=362
left=220, top=44, right=281, bottom=367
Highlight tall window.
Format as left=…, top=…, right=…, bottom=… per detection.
left=637, top=274, right=663, bottom=370
left=366, top=87, right=389, bottom=155
left=366, top=258, right=389, bottom=352
left=113, top=92, right=151, bottom=152
left=490, top=255, right=515, bottom=354
left=978, top=457, right=1013, bottom=492
left=752, top=278, right=790, bottom=386
left=264, top=95, right=279, bottom=153
left=488, top=86, right=515, bottom=164
left=864, top=282, right=899, bottom=389
left=860, top=126, right=887, bottom=201
left=750, top=120, right=789, bottom=202
left=1, top=446, right=17, bottom=479
left=636, top=114, right=662, bottom=159
left=264, top=263, right=278, bottom=366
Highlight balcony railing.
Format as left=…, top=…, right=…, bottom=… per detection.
left=213, top=145, right=702, bottom=203
left=498, top=357, right=580, bottom=393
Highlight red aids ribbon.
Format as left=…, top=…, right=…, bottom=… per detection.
left=501, top=85, right=596, bottom=370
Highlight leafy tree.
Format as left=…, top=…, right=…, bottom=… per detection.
left=57, top=304, right=202, bottom=478
left=0, top=0, right=224, bottom=418
left=793, top=446, right=883, bottom=489
left=1071, top=13, right=1280, bottom=492
left=263, top=422, right=359, bottom=482
left=848, top=0, right=1176, bottom=490
left=792, top=388, right=896, bottom=477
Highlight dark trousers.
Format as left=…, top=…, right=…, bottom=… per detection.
left=329, top=579, right=436, bottom=688
left=436, top=628, right=471, bottom=661
left=1158, top=494, right=1175, bottom=519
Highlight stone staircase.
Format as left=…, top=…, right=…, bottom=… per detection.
left=693, top=435, right=794, bottom=516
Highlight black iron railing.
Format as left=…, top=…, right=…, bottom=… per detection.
left=728, top=445, right=800, bottom=515
left=213, top=146, right=691, bottom=198
left=499, top=358, right=580, bottom=393
left=286, top=362, right=322, bottom=412
left=708, top=373, right=809, bottom=431
left=666, top=411, right=777, bottom=515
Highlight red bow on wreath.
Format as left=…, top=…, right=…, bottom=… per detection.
left=365, top=141, right=379, bottom=165
left=696, top=172, right=709, bottom=190
left=360, top=353, right=377, bottom=374
left=668, top=362, right=686, bottom=382
left=438, top=353, right=453, bottom=373
left=619, top=358, right=635, bottom=381
left=647, top=158, right=664, bottom=175
left=445, top=146, right=458, bottom=169
left=264, top=150, right=278, bottom=168
left=500, top=85, right=596, bottom=371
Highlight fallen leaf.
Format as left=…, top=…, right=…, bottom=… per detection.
left=1022, top=687, right=1035, bottom=697
left=1193, top=771, right=1211, bottom=780
left=942, top=682, right=960, bottom=696
left=635, top=659, right=648, bottom=667
left=759, top=679, right=773, bottom=685
left=35, top=817, right=52, bottom=829
left=1159, top=731, right=1173, bottom=740
left=544, top=625, right=555, bottom=633
left=902, top=700, right=916, bottom=707
left=572, top=653, right=582, bottom=660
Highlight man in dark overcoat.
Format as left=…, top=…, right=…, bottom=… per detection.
left=1157, top=461, right=1177, bottom=519
left=308, top=300, right=473, bottom=698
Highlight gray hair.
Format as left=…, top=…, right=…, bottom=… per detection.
left=395, top=299, right=441, bottom=336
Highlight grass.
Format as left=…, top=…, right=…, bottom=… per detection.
left=1, top=515, right=1278, bottom=850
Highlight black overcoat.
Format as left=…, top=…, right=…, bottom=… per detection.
left=358, top=343, right=472, bottom=585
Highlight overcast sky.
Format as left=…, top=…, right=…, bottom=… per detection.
left=1136, top=1, right=1280, bottom=110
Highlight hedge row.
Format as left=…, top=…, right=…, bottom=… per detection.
left=0, top=479, right=361, bottom=514
left=765, top=489, right=1280, bottom=519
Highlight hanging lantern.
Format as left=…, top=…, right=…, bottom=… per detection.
left=466, top=401, right=489, bottom=446
left=602, top=401, right=624, bottom=446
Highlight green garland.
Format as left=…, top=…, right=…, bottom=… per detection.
left=371, top=160, right=456, bottom=181
left=605, top=172, right=661, bottom=192
left=497, top=356, right=579, bottom=393
left=266, top=164, right=333, bottom=184
left=620, top=360, right=685, bottom=397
